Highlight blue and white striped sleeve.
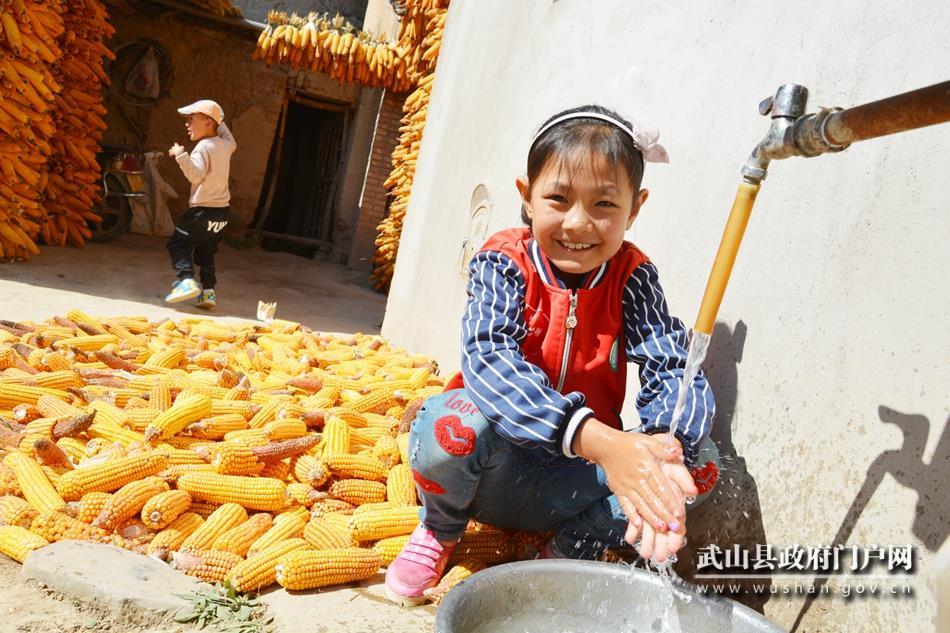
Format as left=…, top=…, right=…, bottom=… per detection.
left=623, top=262, right=715, bottom=465
left=461, top=250, right=591, bottom=455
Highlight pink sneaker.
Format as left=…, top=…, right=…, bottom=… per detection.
left=384, top=523, right=457, bottom=606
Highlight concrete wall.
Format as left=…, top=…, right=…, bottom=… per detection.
left=102, top=11, right=369, bottom=254
left=381, top=1, right=949, bottom=630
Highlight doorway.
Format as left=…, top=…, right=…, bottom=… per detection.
left=253, top=94, right=349, bottom=257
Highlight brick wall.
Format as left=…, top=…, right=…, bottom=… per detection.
left=348, top=89, right=405, bottom=271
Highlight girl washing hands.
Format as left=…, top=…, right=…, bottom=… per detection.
left=385, top=105, right=719, bottom=606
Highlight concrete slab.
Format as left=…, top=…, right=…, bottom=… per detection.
left=260, top=573, right=437, bottom=633
left=20, top=540, right=200, bottom=617
left=0, top=234, right=386, bottom=334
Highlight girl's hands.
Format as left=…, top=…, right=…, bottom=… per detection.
left=573, top=419, right=694, bottom=534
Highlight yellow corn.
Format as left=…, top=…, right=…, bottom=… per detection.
left=0, top=383, right=71, bottom=408
left=52, top=334, right=118, bottom=352
left=227, top=537, right=307, bottom=592
left=149, top=382, right=173, bottom=412
left=247, top=510, right=308, bottom=557
left=247, top=398, right=282, bottom=429
left=0, top=495, right=38, bottom=528
left=212, top=512, right=272, bottom=556
left=309, top=498, right=356, bottom=517
left=56, top=438, right=88, bottom=463
left=322, top=418, right=350, bottom=458
left=262, top=417, right=307, bottom=440
left=349, top=503, right=420, bottom=542
left=30, top=510, right=94, bottom=542
left=0, top=525, right=49, bottom=562
left=372, top=534, right=411, bottom=566
left=3, top=452, right=66, bottom=513
left=0, top=464, right=21, bottom=496
left=188, top=501, right=223, bottom=519
left=329, top=479, right=387, bottom=506
left=178, top=503, right=247, bottom=552
left=55, top=451, right=169, bottom=501
left=291, top=454, right=329, bottom=487
left=275, top=547, right=381, bottom=590
left=450, top=528, right=514, bottom=565
left=93, top=476, right=169, bottom=530
left=143, top=347, right=186, bottom=370
left=141, top=489, right=192, bottom=530
left=75, top=491, right=113, bottom=524
left=177, top=473, right=289, bottom=512
left=65, top=309, right=107, bottom=335
left=86, top=421, right=147, bottom=447
left=325, top=453, right=388, bottom=482
left=174, top=548, right=244, bottom=583
left=303, top=516, right=356, bottom=550
left=143, top=393, right=212, bottom=441
left=211, top=442, right=264, bottom=476
left=423, top=558, right=486, bottom=604
left=146, top=512, right=205, bottom=558
left=186, top=413, right=247, bottom=439
left=386, top=463, right=417, bottom=506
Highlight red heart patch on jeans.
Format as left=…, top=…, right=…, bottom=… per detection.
left=434, top=415, right=476, bottom=456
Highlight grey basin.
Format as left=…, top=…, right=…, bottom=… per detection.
left=436, top=560, right=786, bottom=633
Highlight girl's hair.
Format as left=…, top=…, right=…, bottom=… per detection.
left=521, top=105, right=645, bottom=224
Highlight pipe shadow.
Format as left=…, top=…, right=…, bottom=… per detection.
left=789, top=407, right=949, bottom=632
left=677, top=320, right=773, bottom=614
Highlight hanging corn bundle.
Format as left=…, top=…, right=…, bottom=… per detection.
left=42, top=0, right=113, bottom=248
left=0, top=0, right=64, bottom=260
left=371, top=0, right=448, bottom=291
left=253, top=11, right=416, bottom=93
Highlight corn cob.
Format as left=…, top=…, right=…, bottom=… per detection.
left=321, top=417, right=350, bottom=458
left=185, top=413, right=247, bottom=439
left=309, top=498, right=356, bottom=518
left=291, top=454, right=329, bottom=487
left=177, top=473, right=288, bottom=512
left=0, top=495, right=38, bottom=528
left=247, top=509, right=308, bottom=557
left=227, top=537, right=307, bottom=593
left=3, top=452, right=66, bottom=513
left=146, top=512, right=204, bottom=558
left=0, top=525, right=49, bottom=562
left=386, top=463, right=417, bottom=506
left=178, top=502, right=247, bottom=552
left=303, top=516, right=356, bottom=550
left=188, top=500, right=223, bottom=519
left=92, top=476, right=169, bottom=530
left=172, top=549, right=244, bottom=583
left=349, top=503, right=419, bottom=542
left=372, top=534, right=411, bottom=567
left=211, top=442, right=264, bottom=476
left=143, top=393, right=212, bottom=441
left=325, top=453, right=387, bottom=482
left=262, top=417, right=308, bottom=440
left=75, top=491, right=112, bottom=523
left=212, top=512, right=272, bottom=556
left=55, top=451, right=168, bottom=500
left=141, top=489, right=192, bottom=530
left=30, top=510, right=93, bottom=542
left=450, top=528, right=513, bottom=565
left=275, top=547, right=381, bottom=590
left=423, top=558, right=486, bottom=604
left=329, top=478, right=387, bottom=506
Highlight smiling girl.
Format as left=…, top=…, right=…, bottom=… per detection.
left=385, top=105, right=719, bottom=606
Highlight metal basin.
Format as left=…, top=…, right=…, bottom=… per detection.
left=436, top=560, right=786, bottom=633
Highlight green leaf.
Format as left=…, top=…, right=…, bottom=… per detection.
left=172, top=609, right=199, bottom=623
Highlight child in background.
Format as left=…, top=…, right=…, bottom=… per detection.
left=165, top=99, right=236, bottom=308
left=385, top=105, right=719, bottom=606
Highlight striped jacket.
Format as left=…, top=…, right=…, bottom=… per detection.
left=459, top=227, right=714, bottom=465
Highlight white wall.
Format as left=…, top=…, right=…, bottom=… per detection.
left=382, top=0, right=949, bottom=630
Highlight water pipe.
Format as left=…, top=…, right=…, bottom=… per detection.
left=693, top=81, right=950, bottom=335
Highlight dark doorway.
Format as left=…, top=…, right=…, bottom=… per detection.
left=253, top=96, right=348, bottom=257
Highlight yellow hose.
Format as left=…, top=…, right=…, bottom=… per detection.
left=694, top=180, right=761, bottom=335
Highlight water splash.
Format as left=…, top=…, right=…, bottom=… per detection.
left=668, top=331, right=711, bottom=441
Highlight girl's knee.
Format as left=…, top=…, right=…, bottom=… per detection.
left=409, top=389, right=494, bottom=468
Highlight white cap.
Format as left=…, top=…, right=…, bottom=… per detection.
left=177, top=99, right=224, bottom=124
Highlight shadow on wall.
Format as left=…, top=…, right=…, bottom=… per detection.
left=676, top=320, right=773, bottom=615
left=790, top=406, right=950, bottom=632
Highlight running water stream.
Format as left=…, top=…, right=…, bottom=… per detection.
left=668, top=331, right=711, bottom=442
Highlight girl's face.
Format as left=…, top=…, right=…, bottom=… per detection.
left=517, top=152, right=648, bottom=276
left=185, top=113, right=215, bottom=141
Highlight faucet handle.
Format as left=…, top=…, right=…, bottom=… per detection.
left=758, top=96, right=774, bottom=116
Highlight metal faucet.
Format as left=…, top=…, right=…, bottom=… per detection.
left=741, top=83, right=851, bottom=184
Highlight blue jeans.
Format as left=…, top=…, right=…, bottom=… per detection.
left=408, top=388, right=718, bottom=560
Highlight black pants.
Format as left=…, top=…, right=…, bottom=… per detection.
left=166, top=206, right=229, bottom=289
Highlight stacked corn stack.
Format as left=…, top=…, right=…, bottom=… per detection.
left=0, top=312, right=528, bottom=603
left=0, top=0, right=64, bottom=260
left=42, top=0, right=113, bottom=248
left=371, top=0, right=448, bottom=291
left=253, top=11, right=415, bottom=92
left=189, top=0, right=242, bottom=18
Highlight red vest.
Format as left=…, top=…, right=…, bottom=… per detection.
left=448, top=227, right=649, bottom=429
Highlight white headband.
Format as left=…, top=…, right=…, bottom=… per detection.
left=531, top=111, right=670, bottom=164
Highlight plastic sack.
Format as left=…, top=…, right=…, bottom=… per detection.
left=125, top=46, right=161, bottom=100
